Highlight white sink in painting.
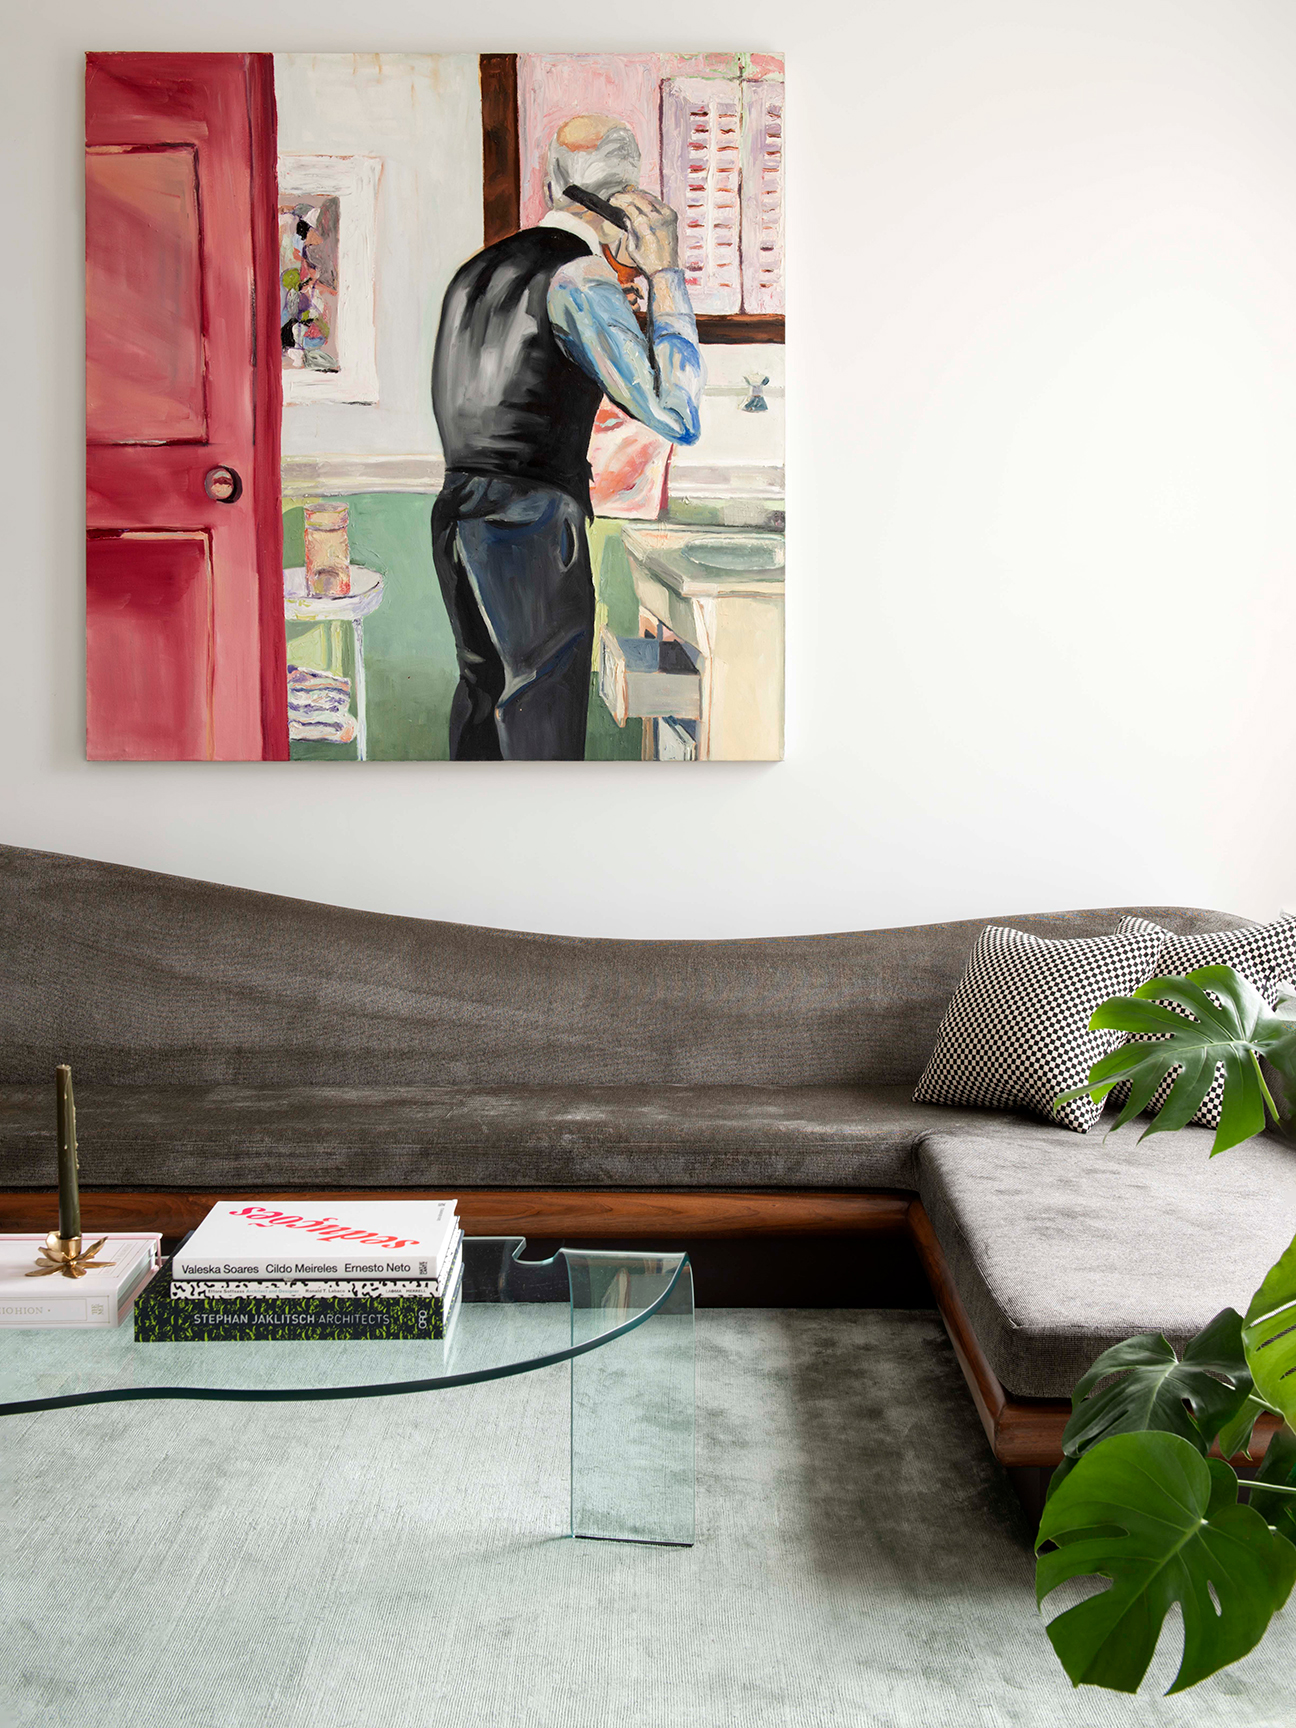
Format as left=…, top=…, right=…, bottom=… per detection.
left=622, top=525, right=785, bottom=597
left=681, top=537, right=785, bottom=573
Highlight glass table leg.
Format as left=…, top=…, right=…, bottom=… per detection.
left=564, top=1250, right=695, bottom=1546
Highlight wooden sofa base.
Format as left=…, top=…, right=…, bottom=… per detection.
left=0, top=1186, right=911, bottom=1243
left=0, top=1186, right=1273, bottom=1473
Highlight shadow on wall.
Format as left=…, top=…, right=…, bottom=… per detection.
left=283, top=499, right=643, bottom=762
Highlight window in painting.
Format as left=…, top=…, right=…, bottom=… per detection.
left=661, top=76, right=784, bottom=317
left=279, top=196, right=341, bottom=373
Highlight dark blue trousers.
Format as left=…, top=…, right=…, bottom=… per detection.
left=431, top=472, right=595, bottom=761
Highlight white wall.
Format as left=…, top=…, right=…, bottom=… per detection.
left=275, top=53, right=480, bottom=457
left=7, top=1, right=1296, bottom=936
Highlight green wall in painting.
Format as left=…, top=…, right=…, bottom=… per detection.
left=284, top=497, right=642, bottom=762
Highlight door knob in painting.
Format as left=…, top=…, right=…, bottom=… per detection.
left=203, top=466, right=243, bottom=503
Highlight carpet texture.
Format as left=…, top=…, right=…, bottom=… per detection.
left=4, top=1310, right=1293, bottom=1727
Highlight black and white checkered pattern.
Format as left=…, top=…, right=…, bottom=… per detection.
left=1111, top=914, right=1296, bottom=1129
left=913, top=924, right=1163, bottom=1133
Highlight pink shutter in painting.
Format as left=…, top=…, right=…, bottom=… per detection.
left=740, top=80, right=785, bottom=316
left=660, top=78, right=742, bottom=316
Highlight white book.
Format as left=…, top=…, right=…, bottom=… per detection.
left=441, top=1250, right=464, bottom=1344
left=172, top=1228, right=464, bottom=1300
left=172, top=1200, right=460, bottom=1283
left=0, top=1233, right=162, bottom=1328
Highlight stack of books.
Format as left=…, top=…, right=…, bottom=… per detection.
left=134, top=1200, right=463, bottom=1343
left=0, top=1233, right=162, bottom=1328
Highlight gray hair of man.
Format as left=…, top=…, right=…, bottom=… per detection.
left=545, top=120, right=641, bottom=209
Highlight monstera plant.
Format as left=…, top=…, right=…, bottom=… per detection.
left=1041, top=965, right=1296, bottom=1694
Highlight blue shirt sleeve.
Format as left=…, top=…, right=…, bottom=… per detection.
left=547, top=259, right=704, bottom=446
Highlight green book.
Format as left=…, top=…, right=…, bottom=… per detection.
left=134, top=1262, right=459, bottom=1342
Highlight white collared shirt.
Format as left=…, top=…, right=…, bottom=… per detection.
left=538, top=208, right=602, bottom=256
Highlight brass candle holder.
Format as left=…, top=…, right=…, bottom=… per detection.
left=27, top=1232, right=115, bottom=1280
left=27, top=1064, right=116, bottom=1280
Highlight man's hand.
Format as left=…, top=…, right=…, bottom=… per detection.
left=609, top=189, right=679, bottom=277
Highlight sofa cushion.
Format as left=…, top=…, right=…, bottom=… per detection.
left=915, top=1116, right=1296, bottom=1399
left=0, top=1083, right=1040, bottom=1193
left=913, top=923, right=1162, bottom=1132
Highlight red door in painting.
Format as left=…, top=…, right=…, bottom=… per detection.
left=86, top=53, right=288, bottom=760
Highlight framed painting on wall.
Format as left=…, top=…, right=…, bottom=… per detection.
left=84, top=50, right=785, bottom=764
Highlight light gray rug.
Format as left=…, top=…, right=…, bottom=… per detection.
left=4, top=1310, right=1294, bottom=1727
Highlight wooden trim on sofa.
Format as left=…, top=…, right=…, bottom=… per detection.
left=1, top=1184, right=1274, bottom=1472
left=0, top=1187, right=911, bottom=1242
left=906, top=1198, right=1071, bottom=1465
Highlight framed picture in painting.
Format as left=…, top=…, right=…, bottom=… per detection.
left=278, top=153, right=381, bottom=405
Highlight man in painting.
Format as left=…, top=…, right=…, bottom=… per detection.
left=430, top=115, right=704, bottom=760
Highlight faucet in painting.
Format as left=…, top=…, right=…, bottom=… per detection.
left=741, top=374, right=770, bottom=413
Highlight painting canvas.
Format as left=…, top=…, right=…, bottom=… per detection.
left=85, top=52, right=785, bottom=762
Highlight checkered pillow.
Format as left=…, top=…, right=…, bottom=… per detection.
left=913, top=924, right=1163, bottom=1133
left=1110, top=914, right=1296, bottom=1128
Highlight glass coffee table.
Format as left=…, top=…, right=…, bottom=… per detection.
left=0, top=1239, right=695, bottom=1546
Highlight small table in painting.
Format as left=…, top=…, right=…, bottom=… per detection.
left=284, top=565, right=385, bottom=760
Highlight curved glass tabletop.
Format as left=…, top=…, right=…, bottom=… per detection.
left=0, top=1238, right=688, bottom=1413
left=2, top=1239, right=696, bottom=1544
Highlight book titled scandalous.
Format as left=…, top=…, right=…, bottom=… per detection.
left=172, top=1229, right=464, bottom=1299
left=135, top=1255, right=464, bottom=1343
left=171, top=1198, right=460, bottom=1283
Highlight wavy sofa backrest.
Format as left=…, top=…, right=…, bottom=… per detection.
left=0, top=844, right=1251, bottom=1089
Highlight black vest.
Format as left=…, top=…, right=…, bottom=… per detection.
left=432, top=228, right=605, bottom=513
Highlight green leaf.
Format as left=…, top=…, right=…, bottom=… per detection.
left=1216, top=1394, right=1268, bottom=1464
left=1141, top=1046, right=1221, bottom=1137
left=1062, top=1310, right=1252, bottom=1460
left=1251, top=1426, right=1296, bottom=1545
left=1036, top=1432, right=1296, bottom=1693
left=1133, top=972, right=1239, bottom=1031
left=1046, top=1455, right=1077, bottom=1504
left=1243, top=1233, right=1296, bottom=1429
left=1088, top=997, right=1207, bottom=1038
left=1051, top=965, right=1296, bottom=1155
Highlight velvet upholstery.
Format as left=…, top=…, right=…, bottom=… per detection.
left=0, top=1081, right=1035, bottom=1192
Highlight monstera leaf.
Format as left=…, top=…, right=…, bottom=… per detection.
left=1036, top=1432, right=1296, bottom=1693
left=1243, top=1232, right=1296, bottom=1429
left=1053, top=966, right=1296, bottom=1155
left=1216, top=1391, right=1271, bottom=1465
left=1061, top=1309, right=1252, bottom=1461
left=1251, top=1426, right=1296, bottom=1546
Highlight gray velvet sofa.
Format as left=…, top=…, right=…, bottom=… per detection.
left=3, top=842, right=1293, bottom=1479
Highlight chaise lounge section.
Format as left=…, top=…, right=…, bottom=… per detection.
left=3, top=842, right=1292, bottom=1488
